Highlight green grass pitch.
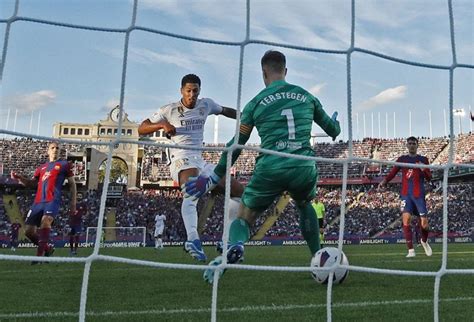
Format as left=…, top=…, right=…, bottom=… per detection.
left=0, top=243, right=473, bottom=321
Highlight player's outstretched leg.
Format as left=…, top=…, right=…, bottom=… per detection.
left=403, top=224, right=416, bottom=257
left=420, top=240, right=432, bottom=256
left=226, top=218, right=249, bottom=263
left=45, top=243, right=55, bottom=257
left=182, top=197, right=207, bottom=261
left=406, top=249, right=416, bottom=258
left=37, top=227, right=51, bottom=257
left=419, top=220, right=432, bottom=256
left=25, top=229, right=39, bottom=247
left=203, top=219, right=249, bottom=284
left=72, top=235, right=79, bottom=255
left=296, top=201, right=320, bottom=255
left=157, top=238, right=163, bottom=249
left=184, top=239, right=207, bottom=262
left=203, top=242, right=245, bottom=284
left=420, top=226, right=432, bottom=256
left=203, top=256, right=224, bottom=284
left=69, top=234, right=75, bottom=255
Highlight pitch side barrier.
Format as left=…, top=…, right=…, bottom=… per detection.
left=1, top=235, right=472, bottom=249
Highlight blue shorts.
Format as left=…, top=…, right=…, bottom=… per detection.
left=69, top=225, right=82, bottom=235
left=25, top=202, right=60, bottom=227
left=401, top=196, right=428, bottom=216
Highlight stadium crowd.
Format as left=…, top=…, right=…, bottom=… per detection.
left=0, top=135, right=472, bottom=243
left=1, top=134, right=472, bottom=184
left=1, top=183, right=471, bottom=244
left=139, top=134, right=472, bottom=183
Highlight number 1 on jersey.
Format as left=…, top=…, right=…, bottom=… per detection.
left=281, top=109, right=296, bottom=139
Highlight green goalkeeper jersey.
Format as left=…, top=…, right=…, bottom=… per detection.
left=243, top=80, right=339, bottom=171
left=214, top=80, right=340, bottom=177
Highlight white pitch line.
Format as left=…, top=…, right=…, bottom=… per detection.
left=347, top=251, right=474, bottom=257
left=0, top=297, right=473, bottom=319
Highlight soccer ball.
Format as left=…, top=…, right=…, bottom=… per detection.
left=310, top=247, right=349, bottom=284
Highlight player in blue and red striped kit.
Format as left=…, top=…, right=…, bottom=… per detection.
left=379, top=136, right=432, bottom=258
left=69, top=200, right=86, bottom=255
left=11, top=142, right=77, bottom=263
left=10, top=219, right=22, bottom=251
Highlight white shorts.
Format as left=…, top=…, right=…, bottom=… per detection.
left=169, top=156, right=216, bottom=183
left=154, top=226, right=164, bottom=237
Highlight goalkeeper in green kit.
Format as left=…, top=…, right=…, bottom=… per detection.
left=183, top=50, right=340, bottom=283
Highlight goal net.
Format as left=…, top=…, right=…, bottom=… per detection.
left=0, top=1, right=472, bottom=322
left=85, top=227, right=146, bottom=248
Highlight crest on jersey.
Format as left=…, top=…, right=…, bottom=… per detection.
left=54, top=165, right=61, bottom=170
left=199, top=107, right=205, bottom=116
left=178, top=105, right=185, bottom=117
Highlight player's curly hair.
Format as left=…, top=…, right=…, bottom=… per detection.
left=181, top=74, right=201, bottom=87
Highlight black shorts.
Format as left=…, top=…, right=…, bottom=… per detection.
left=318, top=218, right=324, bottom=228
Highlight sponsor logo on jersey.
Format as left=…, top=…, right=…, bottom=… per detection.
left=275, top=140, right=302, bottom=150
left=42, top=171, right=51, bottom=181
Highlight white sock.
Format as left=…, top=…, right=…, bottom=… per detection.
left=181, top=197, right=199, bottom=241
left=222, top=197, right=241, bottom=238
left=155, top=239, right=159, bottom=248
left=158, top=238, right=163, bottom=247
left=228, top=197, right=241, bottom=221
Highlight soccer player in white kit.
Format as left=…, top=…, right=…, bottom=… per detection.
left=154, top=213, right=166, bottom=249
left=139, top=74, right=243, bottom=261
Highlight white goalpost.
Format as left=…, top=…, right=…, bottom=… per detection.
left=85, top=227, right=147, bottom=247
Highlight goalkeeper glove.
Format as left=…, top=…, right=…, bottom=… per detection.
left=182, top=172, right=221, bottom=200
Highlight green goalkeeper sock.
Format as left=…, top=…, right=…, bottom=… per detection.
left=229, top=218, right=250, bottom=244
left=297, top=202, right=320, bottom=255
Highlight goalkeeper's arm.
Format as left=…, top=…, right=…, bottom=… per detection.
left=213, top=123, right=252, bottom=179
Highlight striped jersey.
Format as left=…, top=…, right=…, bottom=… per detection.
left=70, top=202, right=86, bottom=226
left=33, top=160, right=73, bottom=204
left=384, top=154, right=431, bottom=198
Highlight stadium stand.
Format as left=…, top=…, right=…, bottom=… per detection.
left=0, top=134, right=472, bottom=243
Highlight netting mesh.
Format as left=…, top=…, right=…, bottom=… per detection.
left=0, top=0, right=473, bottom=321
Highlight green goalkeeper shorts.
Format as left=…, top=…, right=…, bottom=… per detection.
left=242, top=166, right=318, bottom=212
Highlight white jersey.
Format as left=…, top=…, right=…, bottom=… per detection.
left=149, top=98, right=223, bottom=162
left=155, top=214, right=166, bottom=228
left=154, top=214, right=166, bottom=236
